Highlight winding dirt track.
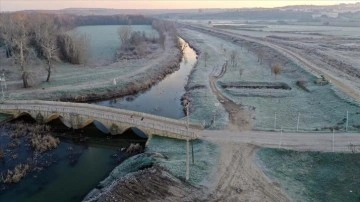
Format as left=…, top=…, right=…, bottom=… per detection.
left=209, top=61, right=254, bottom=131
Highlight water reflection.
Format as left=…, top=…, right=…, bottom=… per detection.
left=95, top=38, right=197, bottom=119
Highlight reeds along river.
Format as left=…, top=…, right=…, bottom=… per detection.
left=0, top=38, right=197, bottom=202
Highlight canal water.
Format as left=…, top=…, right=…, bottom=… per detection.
left=0, top=38, right=197, bottom=202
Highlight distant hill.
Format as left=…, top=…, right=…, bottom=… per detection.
left=13, top=2, right=360, bottom=23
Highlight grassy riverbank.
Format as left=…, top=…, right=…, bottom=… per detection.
left=2, top=25, right=181, bottom=102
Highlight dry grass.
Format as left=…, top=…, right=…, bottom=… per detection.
left=1, top=164, right=30, bottom=184
left=4, top=121, right=59, bottom=153
left=30, top=133, right=60, bottom=153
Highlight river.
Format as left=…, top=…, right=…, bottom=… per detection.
left=0, top=38, right=197, bottom=202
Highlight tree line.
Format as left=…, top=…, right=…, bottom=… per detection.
left=0, top=12, right=155, bottom=88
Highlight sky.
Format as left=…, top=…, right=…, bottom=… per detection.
left=0, top=0, right=359, bottom=11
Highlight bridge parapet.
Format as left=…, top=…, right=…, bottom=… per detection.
left=0, top=100, right=201, bottom=140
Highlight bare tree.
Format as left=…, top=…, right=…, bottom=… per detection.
left=272, top=64, right=282, bottom=79
left=34, top=17, right=59, bottom=82
left=229, top=50, right=239, bottom=69
left=118, top=24, right=132, bottom=49
left=203, top=51, right=209, bottom=67
left=0, top=14, right=19, bottom=58
left=4, top=15, right=32, bottom=88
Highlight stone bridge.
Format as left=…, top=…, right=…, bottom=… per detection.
left=0, top=100, right=202, bottom=140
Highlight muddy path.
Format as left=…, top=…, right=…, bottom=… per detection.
left=206, top=142, right=290, bottom=202
left=209, top=61, right=254, bottom=131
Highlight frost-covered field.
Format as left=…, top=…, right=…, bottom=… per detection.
left=220, top=45, right=360, bottom=131
left=181, top=27, right=360, bottom=131
left=257, top=148, right=360, bottom=202
left=212, top=23, right=360, bottom=38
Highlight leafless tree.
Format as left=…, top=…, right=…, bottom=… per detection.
left=4, top=15, right=32, bottom=88
left=118, top=24, right=132, bottom=49
left=203, top=51, right=209, bottom=67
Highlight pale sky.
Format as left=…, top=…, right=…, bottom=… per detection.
left=0, top=0, right=359, bottom=11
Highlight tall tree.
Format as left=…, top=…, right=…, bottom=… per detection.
left=6, top=14, right=32, bottom=88
left=118, top=24, right=132, bottom=49
left=33, top=16, right=59, bottom=82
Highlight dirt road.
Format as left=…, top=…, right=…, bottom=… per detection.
left=201, top=130, right=360, bottom=152
left=206, top=142, right=290, bottom=202
left=209, top=60, right=254, bottom=131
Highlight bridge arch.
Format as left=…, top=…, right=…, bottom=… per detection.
left=13, top=111, right=35, bottom=120
left=44, top=114, right=60, bottom=123
left=93, top=120, right=110, bottom=134
left=122, top=127, right=148, bottom=139
left=59, top=116, right=71, bottom=128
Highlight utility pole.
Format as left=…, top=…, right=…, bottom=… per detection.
left=346, top=111, right=349, bottom=132
left=186, top=138, right=190, bottom=181
left=332, top=129, right=335, bottom=152
left=213, top=110, right=216, bottom=126
left=184, top=100, right=192, bottom=181
left=0, top=78, right=3, bottom=100
left=279, top=127, right=283, bottom=149
left=186, top=101, right=194, bottom=164
left=213, top=102, right=220, bottom=127
left=297, top=113, right=300, bottom=132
